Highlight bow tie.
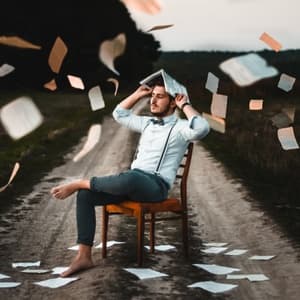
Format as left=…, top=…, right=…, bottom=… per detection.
left=150, top=118, right=164, bottom=126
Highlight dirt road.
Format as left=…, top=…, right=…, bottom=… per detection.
left=0, top=113, right=299, bottom=299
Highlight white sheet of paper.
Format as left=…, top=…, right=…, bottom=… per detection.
left=224, top=249, right=248, bottom=256
left=12, top=261, right=41, bottom=268
left=193, top=264, right=240, bottom=275
left=202, top=247, right=228, bottom=254
left=99, top=33, right=126, bottom=75
left=203, top=242, right=228, bottom=247
left=249, top=255, right=275, bottom=261
left=188, top=281, right=238, bottom=293
left=226, top=274, right=269, bottom=282
left=67, top=75, right=85, bottom=90
left=277, top=73, right=296, bottom=92
left=94, top=240, right=125, bottom=249
left=144, top=245, right=175, bottom=251
left=205, top=72, right=219, bottom=93
left=0, top=63, right=15, bottom=77
left=68, top=245, right=79, bottom=251
left=0, top=162, right=20, bottom=192
left=202, top=112, right=226, bottom=134
left=0, top=36, right=41, bottom=50
left=34, top=277, right=79, bottom=288
left=124, top=268, right=168, bottom=280
left=277, top=127, right=299, bottom=150
left=121, top=0, right=161, bottom=15
left=88, top=86, right=105, bottom=111
left=211, top=93, right=228, bottom=119
left=48, top=36, right=68, bottom=74
left=51, top=267, right=69, bottom=275
left=0, top=282, right=21, bottom=288
left=0, top=273, right=10, bottom=280
left=249, top=99, right=263, bottom=110
left=219, top=53, right=278, bottom=86
left=73, top=124, right=102, bottom=162
left=21, top=269, right=50, bottom=274
left=107, top=78, right=119, bottom=96
left=0, top=97, right=43, bottom=140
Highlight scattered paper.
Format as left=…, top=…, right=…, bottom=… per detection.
left=249, top=99, right=263, bottom=110
left=121, top=0, right=161, bottom=15
left=48, top=36, right=68, bottom=74
left=12, top=261, right=41, bottom=268
left=95, top=240, right=125, bottom=249
left=0, top=63, right=15, bottom=77
left=224, top=249, right=248, bottom=256
left=259, top=32, right=282, bottom=52
left=67, top=75, right=85, bottom=90
left=99, top=33, right=126, bottom=75
left=205, top=72, right=219, bottom=93
left=0, top=282, right=21, bottom=288
left=144, top=245, right=175, bottom=251
left=21, top=269, right=50, bottom=274
left=0, top=273, right=10, bottom=280
left=277, top=73, right=296, bottom=92
left=193, top=264, right=240, bottom=275
left=124, top=268, right=168, bottom=280
left=51, top=267, right=69, bottom=275
left=0, top=36, right=41, bottom=50
left=34, top=277, right=79, bottom=289
left=188, top=281, right=238, bottom=293
left=226, top=274, right=269, bottom=282
left=73, top=124, right=102, bottom=162
left=43, top=79, right=57, bottom=91
left=211, top=93, right=228, bottom=119
left=219, top=53, right=278, bottom=86
left=277, top=127, right=299, bottom=150
left=271, top=112, right=293, bottom=128
left=203, top=242, right=228, bottom=247
left=147, top=24, right=174, bottom=32
left=88, top=86, right=105, bottom=111
left=107, top=78, right=119, bottom=96
left=202, top=112, right=225, bottom=134
left=0, top=162, right=20, bottom=192
left=202, top=246, right=228, bottom=254
left=249, top=255, right=276, bottom=261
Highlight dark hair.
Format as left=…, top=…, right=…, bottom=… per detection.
left=150, top=77, right=175, bottom=101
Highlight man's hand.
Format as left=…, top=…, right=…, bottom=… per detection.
left=119, top=85, right=152, bottom=110
left=132, top=85, right=153, bottom=99
left=175, top=94, right=188, bottom=109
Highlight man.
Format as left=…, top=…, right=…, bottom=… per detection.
left=51, top=76, right=210, bottom=277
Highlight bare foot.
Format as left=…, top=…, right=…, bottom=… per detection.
left=50, top=182, right=79, bottom=199
left=60, top=256, right=94, bottom=277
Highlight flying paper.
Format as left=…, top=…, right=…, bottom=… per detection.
left=277, top=127, right=299, bottom=150
left=219, top=53, right=278, bottom=86
left=107, top=78, right=119, bottom=96
left=193, top=264, right=240, bottom=275
left=73, top=124, right=102, bottom=162
left=0, top=162, right=20, bottom=192
left=249, top=99, right=263, bottom=110
left=205, top=72, right=219, bottom=93
left=34, top=277, right=79, bottom=288
left=202, top=112, right=225, bottom=134
left=0, top=97, right=43, bottom=140
left=121, top=0, right=161, bottom=15
left=0, top=63, right=15, bottom=77
left=99, top=33, right=126, bottom=75
left=147, top=24, right=174, bottom=32
left=277, top=73, right=296, bottom=92
left=43, top=79, right=57, bottom=91
left=88, top=86, right=105, bottom=111
left=0, top=36, right=41, bottom=50
left=124, top=268, right=168, bottom=280
left=67, top=75, right=85, bottom=90
left=48, top=36, right=68, bottom=74
left=188, top=281, right=238, bottom=293
left=210, top=93, right=228, bottom=119
left=259, top=32, right=282, bottom=52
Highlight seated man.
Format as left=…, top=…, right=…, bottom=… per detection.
left=51, top=75, right=210, bottom=277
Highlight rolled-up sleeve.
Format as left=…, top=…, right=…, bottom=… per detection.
left=179, top=115, right=210, bottom=141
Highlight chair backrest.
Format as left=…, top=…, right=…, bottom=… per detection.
left=175, top=143, right=194, bottom=210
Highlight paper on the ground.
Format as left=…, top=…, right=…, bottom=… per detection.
left=211, top=93, right=228, bottom=119
left=203, top=242, right=228, bottom=247
left=0, top=36, right=41, bottom=50
left=124, top=268, right=168, bottom=280
left=51, top=267, right=69, bottom=275
left=277, top=73, right=296, bottom=92
left=67, top=75, right=85, bottom=90
left=144, top=245, right=175, bottom=251
left=226, top=274, right=269, bottom=282
left=193, top=264, right=240, bottom=275
left=121, top=0, right=161, bottom=15
left=0, top=63, right=15, bottom=77
left=68, top=245, right=79, bottom=251
left=249, top=99, right=263, bottom=110
left=202, top=113, right=225, bottom=134
left=219, top=53, right=278, bottom=87
left=249, top=255, right=276, bottom=260
left=205, top=72, right=219, bottom=93
left=225, top=249, right=248, bottom=256
left=88, top=86, right=105, bottom=111
left=34, top=277, right=79, bottom=288
left=259, top=32, right=282, bottom=52
left=271, top=113, right=293, bottom=128
left=21, top=269, right=50, bottom=274
left=0, top=273, right=10, bottom=280
left=0, top=282, right=21, bottom=288
left=48, top=36, right=68, bottom=74
left=43, top=79, right=57, bottom=91
left=99, top=33, right=126, bottom=75
left=12, top=261, right=41, bottom=268
left=95, top=240, right=125, bottom=249
left=0, top=97, right=43, bottom=140
left=73, top=124, right=102, bottom=162
left=0, top=162, right=20, bottom=192
left=147, top=24, right=174, bottom=32
left=277, top=127, right=299, bottom=150
left=188, top=281, right=238, bottom=293
left=107, top=78, right=119, bottom=96
left=202, top=246, right=228, bottom=254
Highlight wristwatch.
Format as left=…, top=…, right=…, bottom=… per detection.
left=180, top=102, right=191, bottom=110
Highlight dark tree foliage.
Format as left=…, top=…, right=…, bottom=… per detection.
left=0, top=0, right=161, bottom=89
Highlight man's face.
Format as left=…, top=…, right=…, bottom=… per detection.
left=150, top=85, right=175, bottom=117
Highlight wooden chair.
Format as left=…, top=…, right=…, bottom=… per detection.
left=101, top=143, right=194, bottom=266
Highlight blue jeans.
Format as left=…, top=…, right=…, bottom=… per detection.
left=76, top=169, right=169, bottom=246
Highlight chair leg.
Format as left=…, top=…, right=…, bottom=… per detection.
left=182, top=212, right=189, bottom=257
left=149, top=213, right=155, bottom=253
left=102, top=206, right=109, bottom=259
left=137, top=211, right=145, bottom=266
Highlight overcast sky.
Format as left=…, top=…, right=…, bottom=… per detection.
left=127, top=0, right=300, bottom=51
